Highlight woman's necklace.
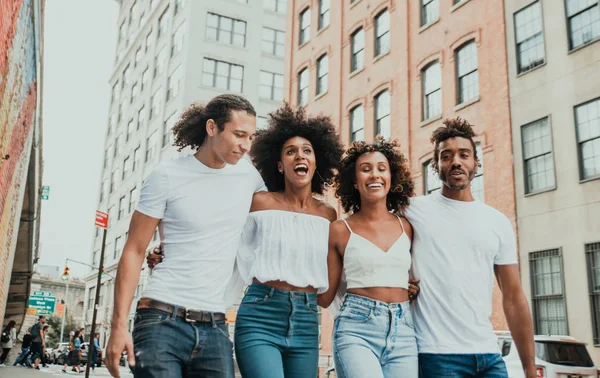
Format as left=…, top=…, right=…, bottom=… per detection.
left=282, top=194, right=310, bottom=222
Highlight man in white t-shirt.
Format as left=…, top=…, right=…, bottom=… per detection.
left=404, top=118, right=535, bottom=378
left=105, top=94, right=266, bottom=378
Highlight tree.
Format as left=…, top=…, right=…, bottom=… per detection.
left=45, top=315, right=79, bottom=348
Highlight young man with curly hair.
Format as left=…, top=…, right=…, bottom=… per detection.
left=404, top=118, right=536, bottom=378
left=105, top=94, right=266, bottom=378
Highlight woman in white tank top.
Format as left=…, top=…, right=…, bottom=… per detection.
left=319, top=137, right=420, bottom=378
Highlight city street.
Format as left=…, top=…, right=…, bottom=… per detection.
left=0, top=365, right=133, bottom=377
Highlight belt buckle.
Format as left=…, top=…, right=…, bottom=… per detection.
left=184, top=310, right=196, bottom=323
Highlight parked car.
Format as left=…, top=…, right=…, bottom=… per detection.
left=496, top=331, right=598, bottom=377
left=52, top=342, right=70, bottom=365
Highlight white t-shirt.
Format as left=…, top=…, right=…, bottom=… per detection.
left=137, top=155, right=266, bottom=313
left=403, top=192, right=517, bottom=354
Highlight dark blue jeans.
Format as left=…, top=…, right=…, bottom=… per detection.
left=419, top=353, right=508, bottom=378
left=132, top=307, right=234, bottom=378
left=234, top=283, right=319, bottom=378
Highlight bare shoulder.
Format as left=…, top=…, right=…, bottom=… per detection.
left=329, top=219, right=349, bottom=239
left=398, top=215, right=413, bottom=239
left=250, top=191, right=277, bottom=212
left=315, top=200, right=338, bottom=222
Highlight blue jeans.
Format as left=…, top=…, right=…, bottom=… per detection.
left=234, top=283, right=319, bottom=378
left=419, top=353, right=508, bottom=378
left=13, top=346, right=30, bottom=365
left=132, top=307, right=234, bottom=378
left=333, top=294, right=418, bottom=378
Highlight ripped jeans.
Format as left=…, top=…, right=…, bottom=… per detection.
left=132, top=308, right=234, bottom=378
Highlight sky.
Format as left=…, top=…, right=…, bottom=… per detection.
left=38, top=1, right=119, bottom=278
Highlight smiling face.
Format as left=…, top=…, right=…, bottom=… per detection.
left=278, top=136, right=316, bottom=190
left=434, top=137, right=478, bottom=191
left=354, top=151, right=392, bottom=203
left=208, top=110, right=256, bottom=165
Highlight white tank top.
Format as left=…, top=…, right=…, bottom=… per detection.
left=342, top=214, right=412, bottom=290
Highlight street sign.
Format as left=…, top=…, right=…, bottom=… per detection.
left=95, top=210, right=109, bottom=229
left=41, top=186, right=50, bottom=200
left=55, top=303, right=65, bottom=317
left=27, top=295, right=57, bottom=315
left=33, top=291, right=52, bottom=297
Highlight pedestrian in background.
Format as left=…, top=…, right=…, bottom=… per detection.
left=0, top=320, right=17, bottom=366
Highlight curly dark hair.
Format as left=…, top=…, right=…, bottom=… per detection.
left=249, top=103, right=344, bottom=195
left=171, top=94, right=256, bottom=151
left=430, top=117, right=479, bottom=168
left=335, top=136, right=414, bottom=214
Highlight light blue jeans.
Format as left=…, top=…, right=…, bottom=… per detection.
left=333, top=294, right=418, bottom=378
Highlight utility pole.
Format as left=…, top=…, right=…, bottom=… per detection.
left=59, top=281, right=69, bottom=343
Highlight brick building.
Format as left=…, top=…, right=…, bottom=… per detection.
left=0, top=0, right=44, bottom=337
left=284, top=0, right=515, bottom=374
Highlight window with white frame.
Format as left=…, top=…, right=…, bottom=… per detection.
left=100, top=179, right=108, bottom=202
left=264, top=0, right=287, bottom=14
left=111, top=168, right=120, bottom=192
left=108, top=206, right=115, bottom=227
left=127, top=119, right=134, bottom=141
left=158, top=7, right=169, bottom=38
left=131, top=82, right=139, bottom=103
left=133, top=146, right=141, bottom=171
left=135, top=47, right=142, bottom=67
left=142, top=67, right=150, bottom=90
left=146, top=130, right=158, bottom=162
left=575, top=97, right=600, bottom=180
left=202, top=58, right=244, bottom=93
left=530, top=249, right=569, bottom=335
left=421, top=0, right=439, bottom=26
left=172, top=22, right=185, bottom=56
left=163, top=111, right=178, bottom=146
left=87, top=287, right=95, bottom=311
left=119, top=196, right=127, bottom=220
left=375, top=9, right=390, bottom=57
left=139, top=10, right=147, bottom=27
left=514, top=1, right=545, bottom=74
left=522, top=117, right=555, bottom=194
left=297, top=68, right=309, bottom=107
left=206, top=13, right=246, bottom=47
left=174, top=0, right=186, bottom=14
left=565, top=0, right=600, bottom=50
left=422, top=61, right=441, bottom=120
left=262, top=27, right=285, bottom=57
left=145, top=30, right=152, bottom=52
left=122, top=156, right=131, bottom=180
left=167, top=65, right=182, bottom=101
left=115, top=133, right=124, bottom=157
left=375, top=91, right=391, bottom=139
left=137, top=106, right=146, bottom=130
left=351, top=28, right=364, bottom=72
left=299, top=8, right=311, bottom=45
left=318, top=0, right=330, bottom=30
left=260, top=71, right=284, bottom=101
left=154, top=47, right=167, bottom=78
left=316, top=54, right=328, bottom=96
left=151, top=87, right=163, bottom=119
left=456, top=41, right=479, bottom=104
left=129, top=187, right=139, bottom=213
left=108, top=114, right=116, bottom=136
left=423, top=160, right=442, bottom=194
left=350, top=105, right=364, bottom=142
left=585, top=242, right=600, bottom=345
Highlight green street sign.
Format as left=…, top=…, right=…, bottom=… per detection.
left=41, top=186, right=50, bottom=200
left=27, top=295, right=57, bottom=315
left=33, top=291, right=52, bottom=297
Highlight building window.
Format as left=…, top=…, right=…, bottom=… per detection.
left=127, top=119, right=134, bottom=141
left=108, top=206, right=115, bottom=228
left=423, top=160, right=442, bottom=195
left=151, top=87, right=163, bottom=119
left=565, top=0, right=600, bottom=50
left=351, top=28, right=364, bottom=72
left=375, top=91, right=391, bottom=139
left=456, top=41, right=479, bottom=104
left=154, top=47, right=167, bottom=78
left=111, top=82, right=119, bottom=105
left=133, top=146, right=141, bottom=171
left=316, top=54, right=328, bottom=96
left=174, top=0, right=186, bottom=14
left=206, top=13, right=246, bottom=47
left=142, top=67, right=150, bottom=90
left=118, top=196, right=126, bottom=220
left=264, top=0, right=287, bottom=14
left=131, top=82, right=139, bottom=103
left=172, top=22, right=185, bottom=56
left=100, top=180, right=108, bottom=202
left=137, top=106, right=146, bottom=130
left=514, top=2, right=545, bottom=74
left=158, top=7, right=169, bottom=38
left=586, top=242, right=600, bottom=345
left=262, top=27, right=285, bottom=57
left=135, top=47, right=142, bottom=67
left=115, top=133, right=125, bottom=157
left=299, top=8, right=311, bottom=45
left=163, top=112, right=178, bottom=147
left=522, top=118, right=555, bottom=194
left=146, top=131, right=158, bottom=162
left=111, top=168, right=120, bottom=193
left=530, top=249, right=569, bottom=335
left=123, top=156, right=131, bottom=180
left=87, top=287, right=95, bottom=311
left=108, top=114, right=116, bottom=136
left=202, top=58, right=244, bottom=93
left=575, top=98, right=600, bottom=180
left=167, top=65, right=182, bottom=101
left=297, top=68, right=309, bottom=107
left=259, top=71, right=284, bottom=101
left=145, top=30, right=152, bottom=52
left=129, top=187, right=138, bottom=213
left=350, top=105, right=364, bottom=142
left=422, top=61, right=441, bottom=120
left=421, top=0, right=439, bottom=27
left=375, top=9, right=390, bottom=57
left=318, top=0, right=330, bottom=30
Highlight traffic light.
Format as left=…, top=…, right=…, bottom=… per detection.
left=61, top=265, right=70, bottom=281
left=100, top=267, right=105, bottom=278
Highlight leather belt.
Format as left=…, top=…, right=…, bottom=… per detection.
left=137, top=298, right=226, bottom=324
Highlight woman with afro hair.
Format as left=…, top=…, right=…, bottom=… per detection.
left=319, top=137, right=420, bottom=378
left=231, top=103, right=344, bottom=378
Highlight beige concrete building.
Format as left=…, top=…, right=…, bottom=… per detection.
left=505, top=0, right=600, bottom=363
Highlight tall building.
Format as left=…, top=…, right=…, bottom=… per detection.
left=83, top=0, right=287, bottom=346
left=505, top=0, right=600, bottom=363
left=285, top=0, right=515, bottom=374
left=0, top=0, right=44, bottom=337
